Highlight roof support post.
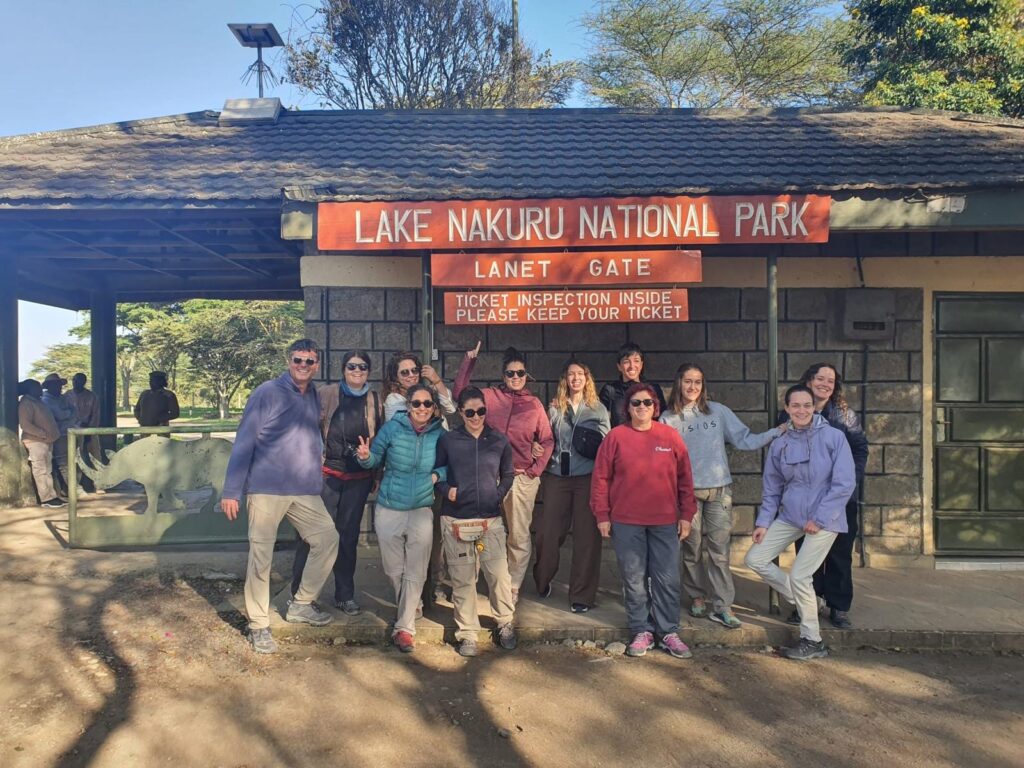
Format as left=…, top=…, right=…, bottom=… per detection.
left=0, top=267, right=31, bottom=507
left=89, top=292, right=117, bottom=451
left=0, top=266, right=17, bottom=437
left=766, top=252, right=781, bottom=615
left=421, top=253, right=434, bottom=368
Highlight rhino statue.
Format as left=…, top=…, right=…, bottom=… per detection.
left=77, top=435, right=232, bottom=516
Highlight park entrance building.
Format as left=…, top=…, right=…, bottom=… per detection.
left=2, top=103, right=1024, bottom=562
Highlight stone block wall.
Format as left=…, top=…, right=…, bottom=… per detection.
left=306, top=285, right=925, bottom=559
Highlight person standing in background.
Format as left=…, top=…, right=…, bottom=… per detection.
left=599, top=342, right=666, bottom=428
left=68, top=372, right=102, bottom=489
left=18, top=379, right=64, bottom=509
left=134, top=371, right=180, bottom=427
left=40, top=372, right=80, bottom=496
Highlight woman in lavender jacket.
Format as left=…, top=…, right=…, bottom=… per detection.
left=744, top=384, right=855, bottom=661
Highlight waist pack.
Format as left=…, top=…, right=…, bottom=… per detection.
left=450, top=517, right=492, bottom=542
left=571, top=425, right=605, bottom=460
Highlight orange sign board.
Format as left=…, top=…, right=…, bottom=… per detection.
left=444, top=289, right=689, bottom=325
left=318, top=194, right=830, bottom=251
left=432, top=249, right=701, bottom=287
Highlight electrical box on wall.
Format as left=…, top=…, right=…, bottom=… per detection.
left=841, top=289, right=895, bottom=340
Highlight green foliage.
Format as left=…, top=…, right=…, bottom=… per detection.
left=30, top=300, right=304, bottom=418
left=285, top=0, right=576, bottom=108
left=845, top=0, right=1024, bottom=117
left=580, top=0, right=851, bottom=108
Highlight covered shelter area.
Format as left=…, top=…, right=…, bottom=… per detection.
left=2, top=103, right=1024, bottom=564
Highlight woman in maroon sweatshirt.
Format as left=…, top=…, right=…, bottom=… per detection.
left=454, top=342, right=554, bottom=604
left=591, top=382, right=697, bottom=660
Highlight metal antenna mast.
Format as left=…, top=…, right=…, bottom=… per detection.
left=228, top=24, right=285, bottom=98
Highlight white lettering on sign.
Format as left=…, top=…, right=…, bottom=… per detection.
left=734, top=202, right=810, bottom=238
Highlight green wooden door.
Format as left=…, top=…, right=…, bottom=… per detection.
left=934, top=295, right=1024, bottom=554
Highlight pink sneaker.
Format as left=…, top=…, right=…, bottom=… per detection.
left=660, top=633, right=693, bottom=659
left=626, top=631, right=655, bottom=657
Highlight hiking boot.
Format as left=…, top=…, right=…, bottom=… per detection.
left=626, top=631, right=655, bottom=657
left=286, top=601, right=333, bottom=627
left=336, top=599, right=361, bottom=616
left=570, top=602, right=590, bottom=614
left=660, top=633, right=693, bottom=659
left=394, top=630, right=415, bottom=653
left=688, top=597, right=707, bottom=618
left=497, top=623, right=517, bottom=651
left=41, top=498, right=66, bottom=509
left=249, top=627, right=278, bottom=654
left=458, top=638, right=479, bottom=657
left=785, top=609, right=801, bottom=626
left=709, top=610, right=743, bottom=629
left=782, top=637, right=829, bottom=661
left=829, top=609, right=853, bottom=629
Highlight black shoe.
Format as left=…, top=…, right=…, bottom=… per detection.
left=570, top=602, right=590, bottom=613
left=41, top=498, right=66, bottom=509
left=782, top=637, right=829, bottom=661
left=785, top=609, right=801, bottom=626
left=829, top=609, right=852, bottom=629
left=538, top=583, right=552, bottom=599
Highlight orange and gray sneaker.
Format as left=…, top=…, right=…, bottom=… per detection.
left=394, top=630, right=415, bottom=653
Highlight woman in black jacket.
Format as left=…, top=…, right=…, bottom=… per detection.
left=434, top=387, right=517, bottom=657
left=779, top=362, right=869, bottom=629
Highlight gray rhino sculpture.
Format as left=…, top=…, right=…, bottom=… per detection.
left=77, top=435, right=232, bottom=515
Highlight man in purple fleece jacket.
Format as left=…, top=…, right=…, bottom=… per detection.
left=221, top=339, right=340, bottom=654
left=745, top=384, right=855, bottom=661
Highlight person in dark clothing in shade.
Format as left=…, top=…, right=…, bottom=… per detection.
left=291, top=349, right=382, bottom=617
left=434, top=386, right=517, bottom=657
left=134, top=371, right=180, bottom=427
left=598, top=342, right=667, bottom=428
left=777, top=363, right=869, bottom=630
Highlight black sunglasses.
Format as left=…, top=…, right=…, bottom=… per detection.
left=398, top=367, right=421, bottom=377
left=291, top=356, right=318, bottom=367
left=346, top=363, right=369, bottom=372
left=463, top=407, right=487, bottom=418
left=504, top=369, right=527, bottom=378
left=409, top=399, right=434, bottom=409
left=629, top=398, right=655, bottom=408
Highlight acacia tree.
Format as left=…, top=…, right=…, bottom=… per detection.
left=177, top=300, right=304, bottom=419
left=580, top=0, right=850, bottom=108
left=844, top=0, right=1024, bottom=118
left=285, top=0, right=576, bottom=108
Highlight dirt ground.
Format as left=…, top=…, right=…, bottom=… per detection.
left=1, top=556, right=1022, bottom=768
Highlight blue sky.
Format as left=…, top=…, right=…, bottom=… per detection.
left=2, top=0, right=596, bottom=375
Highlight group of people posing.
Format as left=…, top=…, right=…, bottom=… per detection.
left=223, top=339, right=866, bottom=662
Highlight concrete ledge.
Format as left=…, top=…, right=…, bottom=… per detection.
left=864, top=553, right=935, bottom=569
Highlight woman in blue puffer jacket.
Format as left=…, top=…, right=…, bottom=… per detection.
left=357, top=383, right=445, bottom=654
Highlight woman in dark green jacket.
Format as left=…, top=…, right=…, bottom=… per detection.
left=357, top=383, right=445, bottom=653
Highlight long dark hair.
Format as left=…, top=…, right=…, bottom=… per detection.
left=667, top=362, right=711, bottom=415
left=798, top=362, right=848, bottom=412
left=383, top=351, right=421, bottom=397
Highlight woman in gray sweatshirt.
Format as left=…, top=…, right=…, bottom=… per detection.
left=660, top=362, right=784, bottom=628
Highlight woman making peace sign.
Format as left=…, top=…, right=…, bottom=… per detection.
left=356, top=383, right=446, bottom=653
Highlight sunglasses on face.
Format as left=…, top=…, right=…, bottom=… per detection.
left=409, top=399, right=434, bottom=409
left=346, top=363, right=369, bottom=372
left=398, top=367, right=420, bottom=377
left=291, top=356, right=318, bottom=367
left=463, top=407, right=487, bottom=418
left=629, top=398, right=655, bottom=408
left=504, top=369, right=527, bottom=379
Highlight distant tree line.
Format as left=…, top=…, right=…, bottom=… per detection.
left=284, top=0, right=1023, bottom=118
left=29, top=301, right=304, bottom=420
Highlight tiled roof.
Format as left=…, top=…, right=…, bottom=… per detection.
left=1, top=107, right=1023, bottom=208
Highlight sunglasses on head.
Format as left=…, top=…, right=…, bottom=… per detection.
left=504, top=369, right=527, bottom=379
left=291, top=356, right=318, bottom=367
left=398, top=367, right=420, bottom=377
left=463, top=407, right=487, bottom=418
left=409, top=399, right=434, bottom=409
left=346, top=363, right=369, bottom=372
left=629, top=398, right=655, bottom=408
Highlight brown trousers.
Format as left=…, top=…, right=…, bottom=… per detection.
left=532, top=473, right=602, bottom=607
